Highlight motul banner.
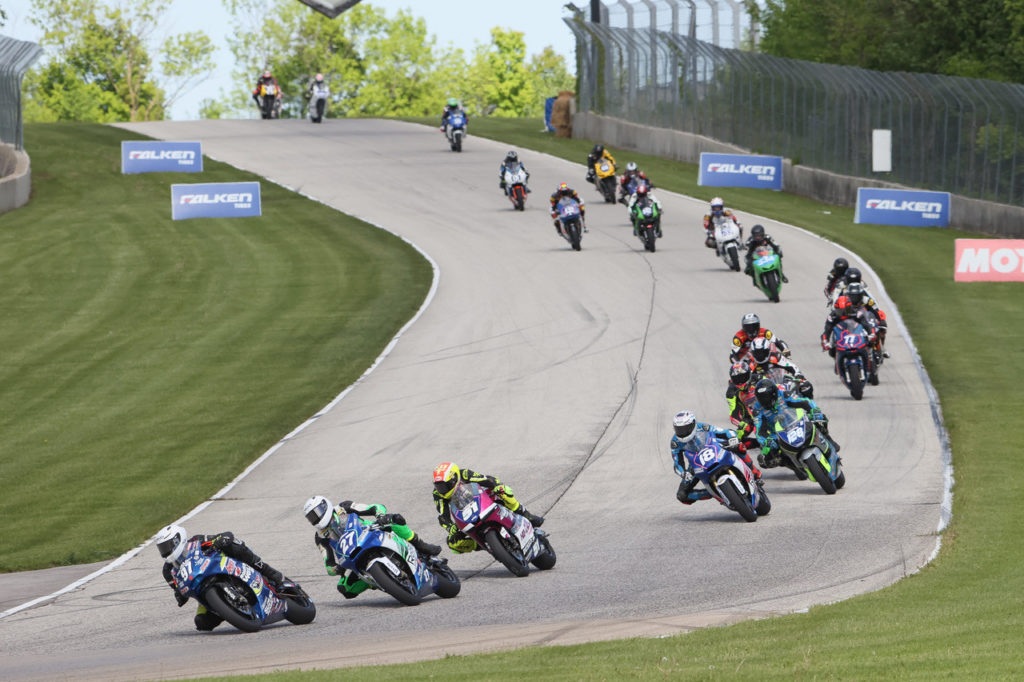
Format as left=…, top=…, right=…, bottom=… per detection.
left=955, top=239, right=1024, bottom=282
left=122, top=141, right=202, bottom=174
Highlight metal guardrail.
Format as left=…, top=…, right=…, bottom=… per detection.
left=0, top=34, right=43, bottom=150
left=567, top=5, right=1024, bottom=206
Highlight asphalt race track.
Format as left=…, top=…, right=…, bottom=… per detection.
left=0, top=119, right=945, bottom=680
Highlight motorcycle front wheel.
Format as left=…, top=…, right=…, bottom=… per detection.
left=283, top=589, right=316, bottom=625
left=805, top=455, right=838, bottom=495
left=367, top=562, right=422, bottom=606
left=430, top=560, right=461, bottom=598
left=484, top=528, right=530, bottom=577
left=531, top=535, right=556, bottom=570
left=727, top=245, right=740, bottom=271
left=719, top=479, right=757, bottom=522
left=202, top=582, right=262, bottom=633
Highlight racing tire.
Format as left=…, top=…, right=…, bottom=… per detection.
left=600, top=177, right=616, bottom=203
left=315, top=99, right=325, bottom=123
left=484, top=528, right=530, bottom=577
left=806, top=455, right=838, bottom=495
left=567, top=222, right=582, bottom=252
left=848, top=363, right=864, bottom=400
left=430, top=561, right=461, bottom=598
left=763, top=271, right=781, bottom=302
left=531, top=535, right=556, bottom=570
left=283, top=591, right=317, bottom=625
left=453, top=132, right=463, bottom=152
left=367, top=562, right=423, bottom=606
left=643, top=227, right=656, bottom=252
left=202, top=581, right=262, bottom=633
left=727, top=245, right=740, bottom=271
left=754, top=487, right=772, bottom=516
left=720, top=479, right=757, bottom=522
left=834, top=469, right=846, bottom=490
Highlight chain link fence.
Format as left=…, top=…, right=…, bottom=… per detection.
left=567, top=2, right=1024, bottom=206
left=0, top=34, right=43, bottom=151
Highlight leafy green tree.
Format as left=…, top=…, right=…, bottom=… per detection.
left=474, top=28, right=536, bottom=117
left=25, top=0, right=214, bottom=121
left=529, top=45, right=575, bottom=100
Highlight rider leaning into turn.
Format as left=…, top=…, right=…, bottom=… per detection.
left=585, top=144, right=617, bottom=184
left=701, top=197, right=741, bottom=247
left=549, top=182, right=587, bottom=236
left=301, top=496, right=441, bottom=599
left=753, top=379, right=839, bottom=470
left=156, top=525, right=292, bottom=631
left=432, top=462, right=545, bottom=553
left=729, top=312, right=790, bottom=363
left=498, top=150, right=531, bottom=196
left=440, top=98, right=467, bottom=131
left=671, top=411, right=762, bottom=507
left=743, top=224, right=789, bottom=284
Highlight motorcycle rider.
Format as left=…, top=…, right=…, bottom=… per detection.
left=829, top=266, right=876, bottom=304
left=753, top=379, right=839, bottom=470
left=156, top=524, right=293, bottom=631
left=726, top=362, right=764, bottom=452
left=671, top=411, right=761, bottom=507
left=498, top=150, right=531, bottom=196
left=302, top=496, right=441, bottom=599
left=845, top=281, right=890, bottom=357
left=744, top=224, right=788, bottom=284
left=618, top=161, right=652, bottom=204
left=821, top=294, right=876, bottom=358
left=630, top=184, right=662, bottom=238
left=440, top=97, right=467, bottom=131
left=251, top=69, right=281, bottom=112
left=549, top=182, right=587, bottom=236
left=729, top=312, right=790, bottom=363
left=701, top=197, right=741, bottom=248
left=824, top=257, right=849, bottom=301
left=433, top=462, right=545, bottom=553
left=585, top=144, right=617, bottom=185
left=749, top=336, right=813, bottom=398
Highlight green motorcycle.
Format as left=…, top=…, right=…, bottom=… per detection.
left=750, top=244, right=783, bottom=302
left=629, top=197, right=661, bottom=253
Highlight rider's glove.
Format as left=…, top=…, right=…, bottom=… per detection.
left=493, top=484, right=510, bottom=498
left=174, top=590, right=188, bottom=607
left=377, top=513, right=406, bottom=527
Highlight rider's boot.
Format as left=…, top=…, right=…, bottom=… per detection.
left=410, top=533, right=442, bottom=557
left=519, top=508, right=545, bottom=528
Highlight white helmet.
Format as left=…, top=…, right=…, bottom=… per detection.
left=710, top=197, right=724, bottom=212
left=303, top=495, right=334, bottom=531
left=155, top=524, right=188, bottom=565
left=626, top=161, right=637, bottom=172
left=751, top=336, right=773, bottom=365
left=673, top=410, right=697, bottom=442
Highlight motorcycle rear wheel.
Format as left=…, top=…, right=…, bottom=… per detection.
left=484, top=528, right=530, bottom=577
left=367, top=562, right=422, bottom=606
left=203, top=582, right=262, bottom=633
left=720, top=480, right=757, bottom=522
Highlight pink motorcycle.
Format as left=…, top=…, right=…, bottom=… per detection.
left=449, top=481, right=555, bottom=577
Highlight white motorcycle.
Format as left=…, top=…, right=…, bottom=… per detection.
left=503, top=164, right=529, bottom=211
left=308, top=82, right=330, bottom=123
left=711, top=216, right=743, bottom=271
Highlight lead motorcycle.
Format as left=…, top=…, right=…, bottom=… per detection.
left=445, top=111, right=467, bottom=152
left=555, top=196, right=584, bottom=251
left=767, top=405, right=845, bottom=494
left=327, top=512, right=460, bottom=606
left=503, top=163, right=529, bottom=211
left=687, top=439, right=770, bottom=522
left=308, top=81, right=329, bottom=123
left=829, top=318, right=876, bottom=400
left=707, top=216, right=743, bottom=271
left=449, top=481, right=555, bottom=577
left=256, top=83, right=281, bottom=120
left=170, top=539, right=315, bottom=632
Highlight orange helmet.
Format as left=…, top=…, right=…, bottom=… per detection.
left=835, top=295, right=854, bottom=316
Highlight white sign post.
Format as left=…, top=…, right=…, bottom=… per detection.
left=872, top=129, right=892, bottom=173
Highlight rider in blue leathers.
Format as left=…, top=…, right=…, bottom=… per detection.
left=670, top=410, right=760, bottom=506
left=752, top=379, right=840, bottom=469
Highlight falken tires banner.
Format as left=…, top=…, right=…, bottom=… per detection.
left=122, top=141, right=203, bottom=174
left=171, top=182, right=261, bottom=220
left=698, top=153, right=783, bottom=190
left=955, top=239, right=1024, bottom=282
left=854, top=188, right=950, bottom=227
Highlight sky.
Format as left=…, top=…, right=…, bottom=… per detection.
left=1, top=0, right=580, bottom=119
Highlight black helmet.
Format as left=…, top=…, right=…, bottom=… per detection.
left=592, top=144, right=604, bottom=156
left=754, top=378, right=778, bottom=410
left=831, top=257, right=849, bottom=276
left=751, top=224, right=766, bottom=240
left=741, top=312, right=760, bottom=338
left=845, top=267, right=862, bottom=285
left=505, top=150, right=518, bottom=163
left=729, top=363, right=752, bottom=387
left=673, top=411, right=697, bottom=442
left=846, top=282, right=866, bottom=305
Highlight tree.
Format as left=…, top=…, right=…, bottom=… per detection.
left=474, top=28, right=536, bottom=117
left=529, top=46, right=575, bottom=101
left=26, top=0, right=214, bottom=121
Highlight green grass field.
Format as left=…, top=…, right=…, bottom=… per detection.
left=196, top=118, right=1024, bottom=679
left=0, top=123, right=432, bottom=571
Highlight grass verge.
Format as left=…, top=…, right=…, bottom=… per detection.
left=187, top=117, right=1020, bottom=679
left=0, top=123, right=432, bottom=571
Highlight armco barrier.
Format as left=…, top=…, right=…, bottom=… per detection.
left=0, top=144, right=31, bottom=215
left=573, top=111, right=1024, bottom=237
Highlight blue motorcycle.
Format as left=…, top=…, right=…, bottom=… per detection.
left=556, top=197, right=584, bottom=251
left=329, top=512, right=460, bottom=606
left=769, top=405, right=845, bottom=494
left=688, top=437, right=770, bottom=522
left=830, top=317, right=876, bottom=400
left=445, top=112, right=467, bottom=152
left=171, top=540, right=315, bottom=633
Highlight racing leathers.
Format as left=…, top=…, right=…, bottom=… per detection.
left=630, top=192, right=663, bottom=237
left=312, top=501, right=440, bottom=599
left=162, top=532, right=287, bottom=631
left=434, top=468, right=543, bottom=553
left=730, top=326, right=789, bottom=363
left=499, top=160, right=530, bottom=195
left=586, top=148, right=617, bottom=184
left=702, top=209, right=741, bottom=247
left=252, top=75, right=281, bottom=107
left=550, top=187, right=586, bottom=235
left=755, top=352, right=814, bottom=399
left=671, top=423, right=761, bottom=506
left=440, top=104, right=468, bottom=131
left=726, top=374, right=764, bottom=449
left=755, top=392, right=839, bottom=469
left=619, top=170, right=651, bottom=204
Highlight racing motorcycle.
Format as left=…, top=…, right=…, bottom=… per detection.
left=169, top=539, right=315, bottom=632
left=751, top=244, right=783, bottom=302
left=448, top=481, right=555, bottom=577
left=327, top=512, right=460, bottom=606
left=308, top=82, right=329, bottom=123
left=257, top=83, right=281, bottom=120
left=593, top=157, right=618, bottom=203
left=630, top=197, right=660, bottom=252
left=620, top=175, right=651, bottom=205
left=829, top=318, right=876, bottom=400
left=707, top=216, right=743, bottom=271
left=762, top=363, right=814, bottom=399
left=555, top=196, right=584, bottom=251
left=503, top=163, right=529, bottom=211
left=766, top=405, right=845, bottom=494
left=445, top=111, right=467, bottom=152
left=687, top=439, right=770, bottom=522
